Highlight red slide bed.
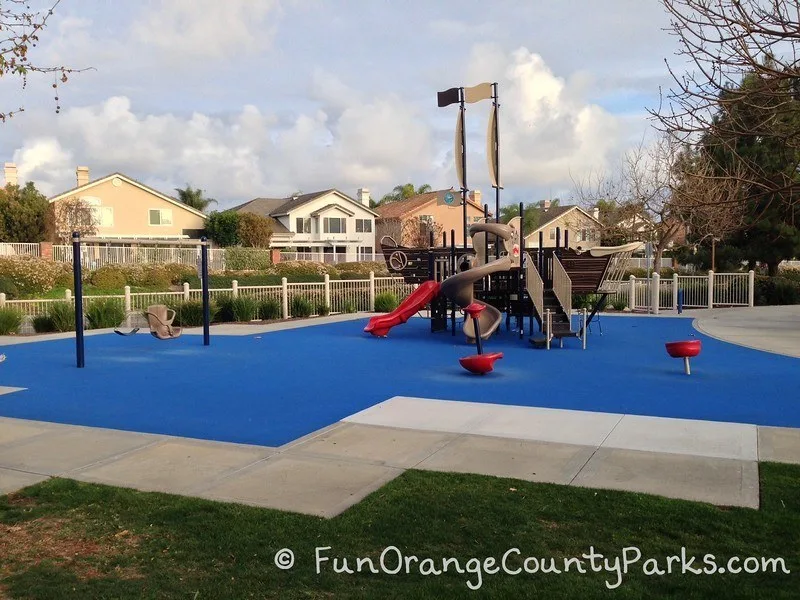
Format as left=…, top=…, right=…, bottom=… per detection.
left=364, top=280, right=441, bottom=337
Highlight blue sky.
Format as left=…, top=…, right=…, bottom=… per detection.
left=2, top=0, right=681, bottom=209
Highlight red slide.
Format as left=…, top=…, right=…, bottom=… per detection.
left=364, top=280, right=441, bottom=337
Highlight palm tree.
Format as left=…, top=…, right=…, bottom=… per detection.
left=378, top=183, right=432, bottom=205
left=175, top=185, right=217, bottom=212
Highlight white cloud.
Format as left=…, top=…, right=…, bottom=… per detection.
left=457, top=45, right=627, bottom=197
left=130, top=0, right=281, bottom=62
left=7, top=45, right=640, bottom=207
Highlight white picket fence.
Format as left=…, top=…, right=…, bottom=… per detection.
left=0, top=275, right=417, bottom=329
left=607, top=271, right=754, bottom=313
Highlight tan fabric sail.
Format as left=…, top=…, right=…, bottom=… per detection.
left=464, top=82, right=493, bottom=104
left=455, top=109, right=465, bottom=189
left=486, top=104, right=498, bottom=187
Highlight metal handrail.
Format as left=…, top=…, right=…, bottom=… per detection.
left=552, top=254, right=572, bottom=321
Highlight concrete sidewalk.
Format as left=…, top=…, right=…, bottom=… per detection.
left=2, top=307, right=799, bottom=517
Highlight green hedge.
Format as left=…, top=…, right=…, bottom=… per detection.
left=755, top=276, right=800, bottom=306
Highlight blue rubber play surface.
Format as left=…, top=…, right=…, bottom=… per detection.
left=1, top=315, right=798, bottom=447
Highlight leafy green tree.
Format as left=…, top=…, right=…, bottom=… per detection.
left=237, top=212, right=273, bottom=248
left=204, top=211, right=240, bottom=247
left=701, top=66, right=800, bottom=275
left=175, top=185, right=217, bottom=213
left=499, top=199, right=559, bottom=234
left=0, top=182, right=49, bottom=241
left=378, top=183, right=432, bottom=205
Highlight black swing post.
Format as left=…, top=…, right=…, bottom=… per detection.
left=201, top=237, right=210, bottom=346
left=73, top=232, right=85, bottom=368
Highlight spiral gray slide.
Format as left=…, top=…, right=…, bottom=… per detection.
left=439, top=255, right=514, bottom=341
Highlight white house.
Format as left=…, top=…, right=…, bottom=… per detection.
left=233, top=188, right=378, bottom=261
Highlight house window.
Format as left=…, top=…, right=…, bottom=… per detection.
left=355, top=219, right=372, bottom=233
left=473, top=216, right=483, bottom=223
left=323, top=217, right=346, bottom=234
left=419, top=215, right=433, bottom=224
left=91, top=206, right=114, bottom=227
left=295, top=217, right=311, bottom=233
left=149, top=208, right=173, bottom=226
left=549, top=228, right=556, bottom=240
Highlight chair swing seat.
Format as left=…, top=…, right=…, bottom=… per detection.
left=144, top=305, right=182, bottom=340
left=113, top=327, right=140, bottom=336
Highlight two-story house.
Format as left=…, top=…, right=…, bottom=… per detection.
left=522, top=202, right=602, bottom=250
left=232, top=188, right=378, bottom=262
left=375, top=189, right=490, bottom=248
left=45, top=166, right=207, bottom=241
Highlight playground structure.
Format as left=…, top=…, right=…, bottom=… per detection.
left=374, top=205, right=642, bottom=349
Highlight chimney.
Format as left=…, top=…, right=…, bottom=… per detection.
left=592, top=206, right=600, bottom=220
left=357, top=187, right=370, bottom=207
left=542, top=199, right=551, bottom=210
left=3, top=163, right=18, bottom=187
left=76, top=166, right=90, bottom=187
left=469, top=189, right=481, bottom=206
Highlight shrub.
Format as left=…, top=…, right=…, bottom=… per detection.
left=163, top=263, right=198, bottom=285
left=335, top=261, right=389, bottom=278
left=259, top=298, right=281, bottom=320
left=225, top=247, right=272, bottom=271
left=140, top=264, right=172, bottom=288
left=166, top=300, right=208, bottom=327
left=573, top=293, right=600, bottom=310
left=754, top=276, right=800, bottom=306
left=611, top=298, right=628, bottom=311
left=84, top=298, right=125, bottom=329
left=231, top=296, right=259, bottom=321
left=90, top=265, right=127, bottom=290
left=374, top=292, right=398, bottom=312
left=214, top=294, right=235, bottom=322
left=0, top=256, right=71, bottom=294
left=342, top=299, right=358, bottom=314
left=47, top=301, right=76, bottom=332
left=0, top=307, right=24, bottom=335
left=290, top=295, right=313, bottom=318
left=315, top=302, right=331, bottom=317
left=275, top=261, right=336, bottom=279
left=779, top=268, right=800, bottom=282
left=32, top=315, right=56, bottom=333
left=0, top=275, right=19, bottom=299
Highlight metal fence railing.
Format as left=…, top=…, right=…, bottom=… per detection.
left=0, top=242, right=41, bottom=257
left=606, top=271, right=753, bottom=313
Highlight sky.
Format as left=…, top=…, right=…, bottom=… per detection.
left=1, top=0, right=685, bottom=210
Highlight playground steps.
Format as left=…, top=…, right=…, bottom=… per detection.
left=530, top=288, right=578, bottom=348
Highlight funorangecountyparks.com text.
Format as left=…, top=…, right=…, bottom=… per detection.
left=271, top=545, right=792, bottom=591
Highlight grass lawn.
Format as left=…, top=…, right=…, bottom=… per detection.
left=1, top=464, right=798, bottom=599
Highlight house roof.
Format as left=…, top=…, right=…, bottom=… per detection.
left=523, top=205, right=602, bottom=238
left=48, top=172, right=207, bottom=219
left=233, top=189, right=378, bottom=220
left=230, top=198, right=292, bottom=234
left=311, top=203, right=355, bottom=217
left=375, top=189, right=486, bottom=220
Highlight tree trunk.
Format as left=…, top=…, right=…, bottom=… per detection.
left=767, top=262, right=779, bottom=277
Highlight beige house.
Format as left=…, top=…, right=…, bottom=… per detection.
left=523, top=202, right=602, bottom=250
left=233, top=188, right=378, bottom=261
left=47, top=166, right=206, bottom=241
left=375, top=189, right=490, bottom=248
